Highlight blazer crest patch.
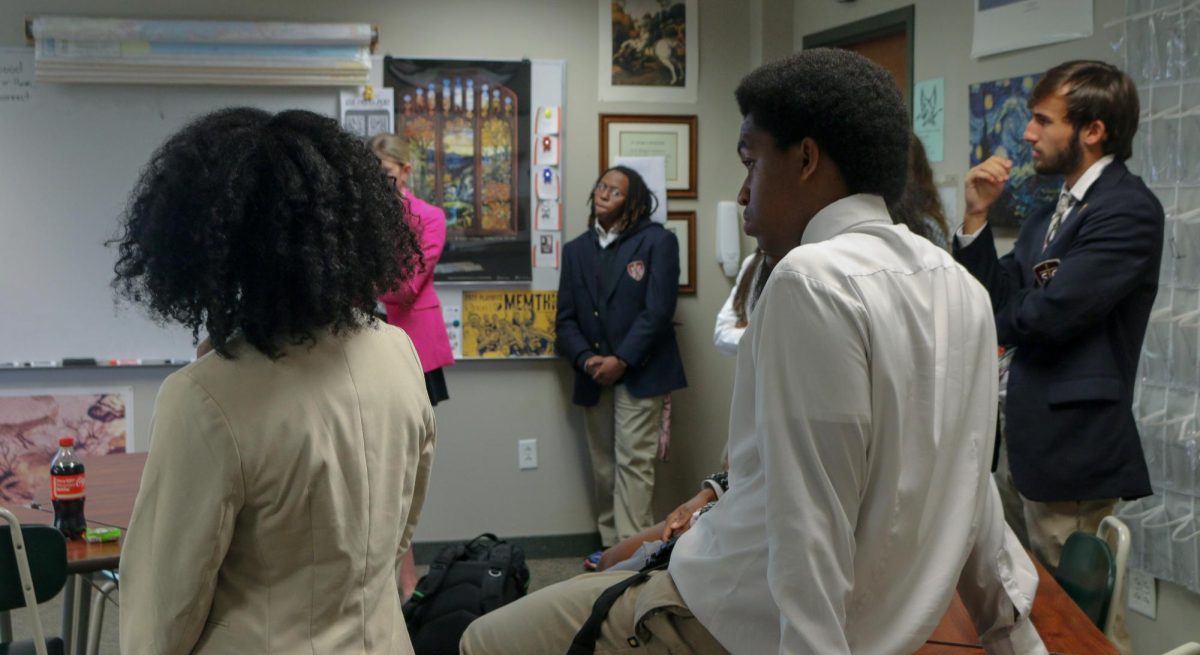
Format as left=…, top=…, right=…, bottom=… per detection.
left=627, top=260, right=646, bottom=281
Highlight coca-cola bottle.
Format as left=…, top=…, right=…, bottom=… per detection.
left=50, top=436, right=87, bottom=540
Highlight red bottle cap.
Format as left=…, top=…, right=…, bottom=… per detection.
left=59, top=436, right=75, bottom=447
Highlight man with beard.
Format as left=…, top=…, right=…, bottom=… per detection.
left=954, top=60, right=1164, bottom=571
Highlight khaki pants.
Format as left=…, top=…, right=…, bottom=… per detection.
left=1021, top=494, right=1117, bottom=570
left=584, top=386, right=663, bottom=545
left=1022, top=495, right=1132, bottom=654
left=993, top=426, right=1030, bottom=549
left=460, top=570, right=727, bottom=655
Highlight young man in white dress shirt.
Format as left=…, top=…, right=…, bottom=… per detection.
left=461, top=49, right=1047, bottom=655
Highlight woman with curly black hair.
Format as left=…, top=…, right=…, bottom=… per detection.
left=114, top=108, right=437, bottom=655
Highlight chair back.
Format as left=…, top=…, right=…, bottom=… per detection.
left=1054, top=530, right=1116, bottom=629
left=0, top=516, right=68, bottom=611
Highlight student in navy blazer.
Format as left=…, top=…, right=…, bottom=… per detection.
left=954, top=61, right=1163, bottom=571
left=556, top=165, right=687, bottom=551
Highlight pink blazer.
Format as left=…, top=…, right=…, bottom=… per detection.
left=380, top=192, right=455, bottom=373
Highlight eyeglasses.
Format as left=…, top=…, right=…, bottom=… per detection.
left=593, top=182, right=624, bottom=199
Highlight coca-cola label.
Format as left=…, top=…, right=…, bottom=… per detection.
left=51, top=473, right=85, bottom=500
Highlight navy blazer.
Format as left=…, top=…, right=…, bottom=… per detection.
left=955, top=160, right=1163, bottom=502
left=556, top=219, right=687, bottom=406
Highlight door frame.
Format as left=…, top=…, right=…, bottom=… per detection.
left=801, top=6, right=915, bottom=112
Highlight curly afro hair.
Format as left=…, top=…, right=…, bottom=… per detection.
left=735, top=48, right=910, bottom=204
left=111, top=107, right=421, bottom=359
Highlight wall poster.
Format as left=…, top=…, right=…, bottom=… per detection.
left=0, top=388, right=131, bottom=504
left=461, top=290, right=556, bottom=359
left=968, top=73, right=1061, bottom=228
left=384, top=58, right=533, bottom=282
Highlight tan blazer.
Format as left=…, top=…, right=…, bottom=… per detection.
left=119, top=323, right=436, bottom=654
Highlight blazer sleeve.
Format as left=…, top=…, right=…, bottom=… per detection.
left=614, top=230, right=680, bottom=367
left=555, top=246, right=595, bottom=370
left=119, top=372, right=244, bottom=655
left=380, top=200, right=446, bottom=308
left=960, top=194, right=1162, bottom=347
left=399, top=341, right=437, bottom=564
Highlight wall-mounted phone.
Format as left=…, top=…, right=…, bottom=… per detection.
left=716, top=201, right=741, bottom=277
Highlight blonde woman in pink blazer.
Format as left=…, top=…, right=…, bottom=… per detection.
left=371, top=134, right=455, bottom=405
left=371, top=134, right=455, bottom=600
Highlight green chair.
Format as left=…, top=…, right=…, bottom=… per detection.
left=1053, top=515, right=1130, bottom=638
left=0, top=508, right=67, bottom=655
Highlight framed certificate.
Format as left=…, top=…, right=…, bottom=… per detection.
left=600, top=114, right=697, bottom=199
left=664, top=211, right=696, bottom=294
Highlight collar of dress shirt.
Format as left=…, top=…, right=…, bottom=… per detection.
left=1065, top=154, right=1114, bottom=203
left=594, top=222, right=621, bottom=248
left=800, top=193, right=892, bottom=246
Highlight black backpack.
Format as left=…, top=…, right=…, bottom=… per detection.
left=402, top=533, right=531, bottom=655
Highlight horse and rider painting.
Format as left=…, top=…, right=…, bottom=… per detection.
left=610, top=0, right=687, bottom=88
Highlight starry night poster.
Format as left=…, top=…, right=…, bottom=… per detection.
left=968, top=74, right=1061, bottom=229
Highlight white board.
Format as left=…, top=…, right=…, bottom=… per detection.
left=0, top=48, right=564, bottom=364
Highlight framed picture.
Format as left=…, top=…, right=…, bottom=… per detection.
left=664, top=211, right=696, bottom=295
left=969, top=73, right=1060, bottom=228
left=598, top=0, right=698, bottom=103
left=600, top=114, right=697, bottom=199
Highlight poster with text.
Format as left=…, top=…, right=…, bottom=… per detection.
left=969, top=73, right=1061, bottom=228
left=972, top=0, right=1092, bottom=58
left=461, top=290, right=556, bottom=358
left=385, top=57, right=533, bottom=282
left=0, top=388, right=130, bottom=504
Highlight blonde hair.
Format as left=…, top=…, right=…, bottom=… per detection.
left=368, top=133, right=406, bottom=165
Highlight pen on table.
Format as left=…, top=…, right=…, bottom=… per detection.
left=63, top=357, right=98, bottom=367
left=28, top=360, right=60, bottom=367
left=0, top=361, right=21, bottom=368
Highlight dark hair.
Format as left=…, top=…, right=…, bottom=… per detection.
left=586, top=165, right=658, bottom=233
left=1030, top=60, right=1139, bottom=160
left=734, top=48, right=910, bottom=204
left=889, top=135, right=949, bottom=247
left=731, top=249, right=765, bottom=324
left=111, top=108, right=421, bottom=359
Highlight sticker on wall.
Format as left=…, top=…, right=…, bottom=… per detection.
left=536, top=166, right=560, bottom=200
left=535, top=134, right=560, bottom=166
left=536, top=200, right=562, bottom=231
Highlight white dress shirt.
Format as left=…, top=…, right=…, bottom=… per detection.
left=670, top=194, right=1046, bottom=655
left=712, top=253, right=759, bottom=356
left=956, top=155, right=1115, bottom=246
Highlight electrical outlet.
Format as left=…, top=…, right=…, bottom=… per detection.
left=1127, top=568, right=1156, bottom=619
left=518, top=439, right=538, bottom=470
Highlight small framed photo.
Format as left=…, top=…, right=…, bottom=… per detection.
left=664, top=211, right=696, bottom=295
left=600, top=114, right=697, bottom=199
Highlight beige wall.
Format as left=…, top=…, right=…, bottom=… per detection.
left=788, top=0, right=1200, bottom=651
left=0, top=0, right=758, bottom=543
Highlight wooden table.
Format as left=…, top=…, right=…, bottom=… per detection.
left=916, top=555, right=1118, bottom=655
left=6, top=452, right=146, bottom=655
left=9, top=452, right=146, bottom=573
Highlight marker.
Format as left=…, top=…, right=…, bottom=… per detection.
left=29, top=360, right=60, bottom=367
left=109, top=358, right=139, bottom=366
left=0, top=361, right=20, bottom=368
left=63, top=357, right=97, bottom=367
left=139, top=359, right=172, bottom=366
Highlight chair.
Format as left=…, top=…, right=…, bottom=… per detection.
left=1053, top=515, right=1130, bottom=638
left=0, top=508, right=67, bottom=655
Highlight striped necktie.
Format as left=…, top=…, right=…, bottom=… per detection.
left=1042, top=189, right=1075, bottom=251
